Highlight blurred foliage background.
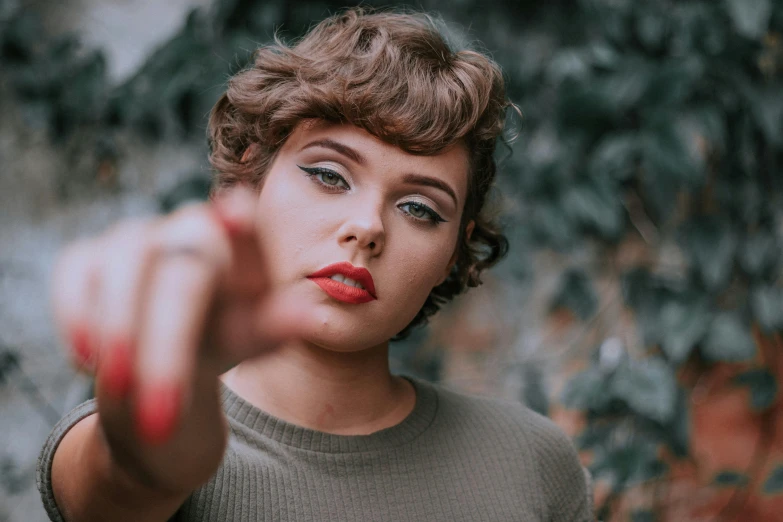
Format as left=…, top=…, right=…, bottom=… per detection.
left=1, top=0, right=782, bottom=520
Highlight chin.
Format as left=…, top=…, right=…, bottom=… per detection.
left=298, top=303, right=412, bottom=353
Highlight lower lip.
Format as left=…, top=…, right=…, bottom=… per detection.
left=308, top=277, right=376, bottom=304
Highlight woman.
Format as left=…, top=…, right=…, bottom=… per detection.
left=37, top=8, right=592, bottom=521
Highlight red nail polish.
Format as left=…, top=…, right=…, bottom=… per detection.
left=99, top=338, right=132, bottom=399
left=70, top=326, right=93, bottom=369
left=210, top=205, right=241, bottom=236
left=135, top=384, right=182, bottom=446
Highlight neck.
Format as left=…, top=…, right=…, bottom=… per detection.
left=219, top=340, right=415, bottom=435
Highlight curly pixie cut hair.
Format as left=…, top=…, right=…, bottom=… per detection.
left=208, top=8, right=511, bottom=339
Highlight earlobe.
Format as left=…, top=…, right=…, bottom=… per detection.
left=436, top=220, right=475, bottom=286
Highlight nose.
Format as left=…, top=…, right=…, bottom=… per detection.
left=337, top=199, right=385, bottom=255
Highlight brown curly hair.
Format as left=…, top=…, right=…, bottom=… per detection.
left=207, top=7, right=511, bottom=339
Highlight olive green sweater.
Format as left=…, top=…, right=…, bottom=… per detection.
left=37, top=375, right=593, bottom=521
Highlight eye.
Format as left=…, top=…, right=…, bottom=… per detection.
left=399, top=201, right=446, bottom=225
left=298, top=165, right=350, bottom=190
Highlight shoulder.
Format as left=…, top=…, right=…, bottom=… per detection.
left=429, top=378, right=573, bottom=452
left=424, top=380, right=593, bottom=520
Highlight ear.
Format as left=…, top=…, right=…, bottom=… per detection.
left=436, top=220, right=475, bottom=286
left=240, top=144, right=259, bottom=163
left=464, top=220, right=475, bottom=242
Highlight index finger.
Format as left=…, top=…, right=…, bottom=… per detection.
left=133, top=209, right=229, bottom=445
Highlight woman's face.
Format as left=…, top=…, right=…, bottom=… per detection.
left=253, top=121, right=470, bottom=351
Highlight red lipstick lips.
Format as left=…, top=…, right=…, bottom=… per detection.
left=307, top=262, right=377, bottom=304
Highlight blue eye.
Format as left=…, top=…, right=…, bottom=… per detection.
left=399, top=201, right=445, bottom=225
left=298, top=165, right=350, bottom=190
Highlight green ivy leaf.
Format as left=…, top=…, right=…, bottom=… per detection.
left=602, top=62, right=652, bottom=111
left=587, top=42, right=621, bottom=69
left=611, top=358, right=677, bottom=423
left=734, top=369, right=778, bottom=411
left=575, top=422, right=616, bottom=450
left=591, top=436, right=665, bottom=488
left=630, top=509, right=656, bottom=522
left=659, top=297, right=711, bottom=364
left=621, top=267, right=656, bottom=311
left=689, top=105, right=726, bottom=154
left=641, top=57, right=703, bottom=108
left=557, top=81, right=619, bottom=137
left=739, top=232, right=779, bottom=279
left=0, top=350, right=20, bottom=386
left=679, top=218, right=737, bottom=293
left=668, top=389, right=690, bottom=457
left=751, top=87, right=783, bottom=146
left=530, top=200, right=576, bottom=250
left=713, top=470, right=749, bottom=487
left=521, top=364, right=549, bottom=416
left=639, top=166, right=679, bottom=223
left=588, top=133, right=639, bottom=181
left=546, top=49, right=590, bottom=83
left=634, top=2, right=668, bottom=52
left=702, top=312, right=756, bottom=362
left=750, top=286, right=783, bottom=333
left=763, top=465, right=783, bottom=494
left=640, top=115, right=706, bottom=220
left=620, top=269, right=691, bottom=349
left=562, top=366, right=610, bottom=412
left=561, top=180, right=624, bottom=241
left=594, top=3, right=632, bottom=47
left=550, top=269, right=598, bottom=321
left=725, top=0, right=772, bottom=40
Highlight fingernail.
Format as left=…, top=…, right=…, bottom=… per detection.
left=215, top=188, right=256, bottom=233
left=70, top=325, right=94, bottom=371
left=135, top=384, right=182, bottom=446
left=99, top=337, right=133, bottom=399
left=210, top=204, right=244, bottom=236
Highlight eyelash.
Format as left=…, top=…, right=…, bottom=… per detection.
left=297, top=165, right=446, bottom=225
left=299, top=165, right=349, bottom=190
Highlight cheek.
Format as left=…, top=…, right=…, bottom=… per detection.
left=385, top=231, right=454, bottom=301
left=253, top=175, right=324, bottom=271
left=368, top=232, right=455, bottom=340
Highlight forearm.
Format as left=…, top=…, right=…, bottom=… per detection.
left=51, top=365, right=228, bottom=522
left=52, top=414, right=191, bottom=522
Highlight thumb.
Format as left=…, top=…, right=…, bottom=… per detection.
left=211, top=184, right=257, bottom=236
left=207, top=289, right=304, bottom=367
left=210, top=185, right=266, bottom=293
left=253, top=289, right=304, bottom=346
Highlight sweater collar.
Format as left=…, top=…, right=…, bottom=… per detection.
left=220, top=375, right=438, bottom=453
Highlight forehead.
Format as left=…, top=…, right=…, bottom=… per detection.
left=281, top=120, right=471, bottom=200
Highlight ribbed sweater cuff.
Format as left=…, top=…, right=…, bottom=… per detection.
left=36, top=399, right=98, bottom=522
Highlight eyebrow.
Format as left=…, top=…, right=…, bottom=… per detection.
left=400, top=173, right=458, bottom=207
left=300, top=139, right=366, bottom=165
left=300, top=138, right=459, bottom=207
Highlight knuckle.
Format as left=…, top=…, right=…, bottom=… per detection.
left=166, top=201, right=216, bottom=229
left=154, top=251, right=218, bottom=296
left=95, top=222, right=159, bottom=272
left=103, top=218, right=155, bottom=246
left=54, top=238, right=97, bottom=281
left=154, top=209, right=229, bottom=262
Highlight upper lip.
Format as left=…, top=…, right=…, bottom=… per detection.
left=308, top=261, right=377, bottom=297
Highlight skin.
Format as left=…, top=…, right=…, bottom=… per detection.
left=221, top=120, right=472, bottom=433
left=49, top=120, right=475, bottom=520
